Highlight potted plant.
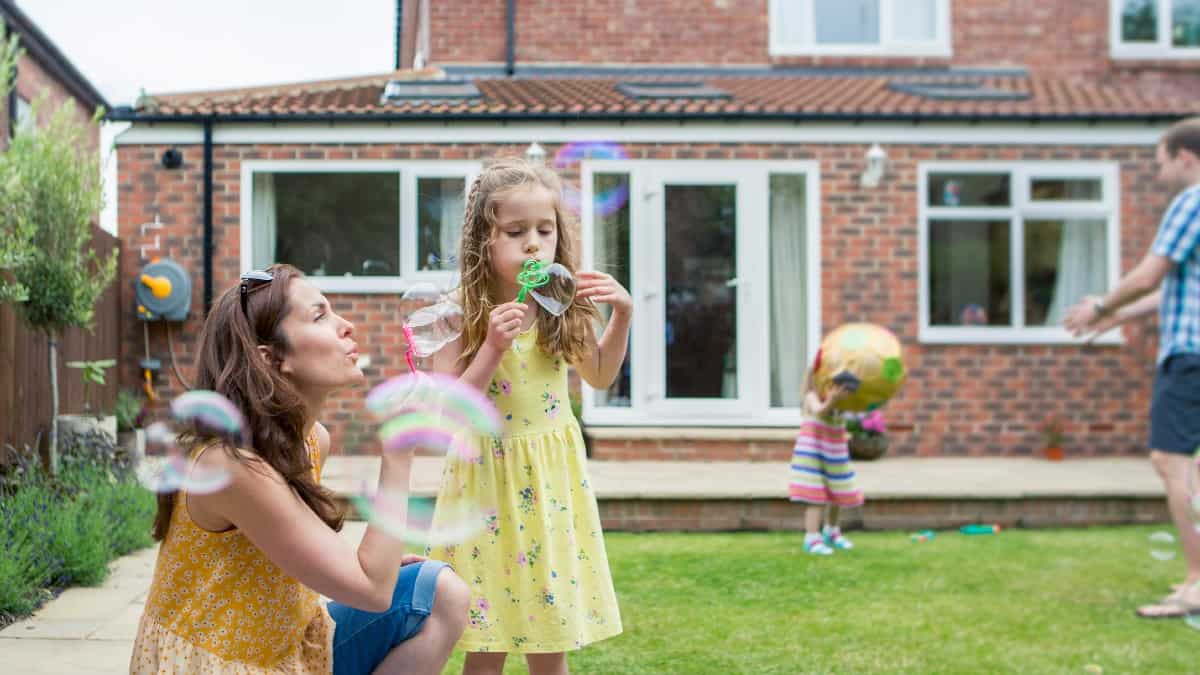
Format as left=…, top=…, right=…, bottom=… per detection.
left=114, top=389, right=147, bottom=461
left=58, top=358, right=118, bottom=442
left=1042, top=414, right=1065, bottom=461
left=846, top=410, right=889, bottom=461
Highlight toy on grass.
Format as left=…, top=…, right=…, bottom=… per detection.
left=960, top=524, right=1001, bottom=535
left=811, top=323, right=906, bottom=412
left=910, top=530, right=936, bottom=543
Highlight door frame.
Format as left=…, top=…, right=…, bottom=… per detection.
left=580, top=159, right=822, bottom=427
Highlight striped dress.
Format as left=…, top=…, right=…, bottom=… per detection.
left=788, top=414, right=864, bottom=507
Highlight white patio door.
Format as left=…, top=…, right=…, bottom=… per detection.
left=642, top=165, right=763, bottom=419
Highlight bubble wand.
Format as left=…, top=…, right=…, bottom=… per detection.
left=515, top=259, right=551, bottom=303
left=402, top=324, right=419, bottom=374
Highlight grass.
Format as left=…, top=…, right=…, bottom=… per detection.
left=441, top=526, right=1196, bottom=674
left=0, top=438, right=156, bottom=624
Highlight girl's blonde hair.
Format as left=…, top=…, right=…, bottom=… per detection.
left=457, top=157, right=600, bottom=365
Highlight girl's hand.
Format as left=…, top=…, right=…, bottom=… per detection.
left=828, top=383, right=852, bottom=403
left=577, top=271, right=632, bottom=316
left=486, top=302, right=528, bottom=352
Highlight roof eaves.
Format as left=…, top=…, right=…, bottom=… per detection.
left=106, top=108, right=1188, bottom=125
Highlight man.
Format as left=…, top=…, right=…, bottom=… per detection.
left=1065, top=116, right=1200, bottom=619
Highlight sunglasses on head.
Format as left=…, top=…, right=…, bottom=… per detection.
left=239, top=269, right=273, bottom=316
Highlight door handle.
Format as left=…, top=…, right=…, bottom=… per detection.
left=725, top=278, right=740, bottom=288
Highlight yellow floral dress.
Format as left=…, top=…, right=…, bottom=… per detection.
left=130, top=432, right=334, bottom=674
left=427, top=327, right=622, bottom=653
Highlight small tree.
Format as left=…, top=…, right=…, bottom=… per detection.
left=0, top=29, right=35, bottom=303
left=0, top=32, right=115, bottom=475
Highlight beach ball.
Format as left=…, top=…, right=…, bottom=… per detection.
left=812, top=323, right=906, bottom=412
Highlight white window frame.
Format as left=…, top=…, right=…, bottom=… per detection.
left=1111, top=0, right=1200, bottom=59
left=580, top=159, right=822, bottom=428
left=13, top=95, right=33, bottom=134
left=239, top=160, right=479, bottom=293
left=769, top=0, right=952, bottom=57
left=918, top=162, right=1123, bottom=345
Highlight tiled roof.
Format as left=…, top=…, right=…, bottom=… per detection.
left=117, top=68, right=1200, bottom=121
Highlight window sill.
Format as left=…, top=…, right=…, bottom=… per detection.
left=769, top=45, right=952, bottom=58
left=919, top=326, right=1125, bottom=346
left=1110, top=48, right=1200, bottom=61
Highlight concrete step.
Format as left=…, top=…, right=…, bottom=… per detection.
left=323, top=456, right=1169, bottom=531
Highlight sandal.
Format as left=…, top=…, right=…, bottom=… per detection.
left=1136, top=593, right=1200, bottom=619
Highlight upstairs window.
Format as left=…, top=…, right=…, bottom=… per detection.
left=1113, top=0, right=1200, bottom=58
left=769, top=0, right=951, bottom=57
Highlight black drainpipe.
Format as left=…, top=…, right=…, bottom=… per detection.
left=505, top=0, right=515, bottom=77
left=202, top=118, right=214, bottom=316
left=394, top=0, right=403, bottom=70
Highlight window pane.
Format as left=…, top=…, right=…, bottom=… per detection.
left=1030, top=178, right=1103, bottom=202
left=270, top=173, right=400, bottom=277
left=1174, top=0, right=1200, bottom=47
left=928, top=173, right=1011, bottom=207
left=1025, top=219, right=1108, bottom=326
left=417, top=177, right=465, bottom=271
left=13, top=96, right=32, bottom=134
left=665, top=185, right=737, bottom=399
left=928, top=220, right=1011, bottom=326
left=1122, top=0, right=1159, bottom=42
left=893, top=0, right=937, bottom=41
left=815, top=0, right=880, bottom=44
left=770, top=175, right=807, bottom=408
left=593, top=173, right=632, bottom=408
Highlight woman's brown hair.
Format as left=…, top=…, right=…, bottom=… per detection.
left=152, top=263, right=344, bottom=540
left=456, top=157, right=600, bottom=366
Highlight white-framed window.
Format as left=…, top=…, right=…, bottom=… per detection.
left=1112, top=0, right=1200, bottom=58
left=12, top=95, right=32, bottom=135
left=769, top=0, right=951, bottom=57
left=239, top=160, right=479, bottom=293
left=919, top=163, right=1122, bottom=345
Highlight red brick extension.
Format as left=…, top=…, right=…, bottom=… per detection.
left=117, top=141, right=1166, bottom=460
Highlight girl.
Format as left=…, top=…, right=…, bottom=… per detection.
left=131, top=264, right=470, bottom=675
left=428, top=158, right=631, bottom=675
left=789, top=368, right=863, bottom=555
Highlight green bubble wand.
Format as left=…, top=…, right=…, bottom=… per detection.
left=515, top=259, right=551, bottom=303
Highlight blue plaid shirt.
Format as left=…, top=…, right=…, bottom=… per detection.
left=1151, top=183, right=1200, bottom=363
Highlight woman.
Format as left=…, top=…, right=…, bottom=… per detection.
left=131, top=264, right=469, bottom=674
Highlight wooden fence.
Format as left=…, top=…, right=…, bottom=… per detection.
left=0, top=225, right=123, bottom=450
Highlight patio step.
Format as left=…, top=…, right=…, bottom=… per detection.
left=323, top=456, right=1169, bottom=531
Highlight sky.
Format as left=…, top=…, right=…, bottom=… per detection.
left=17, top=0, right=396, bottom=106
left=16, top=0, right=396, bottom=233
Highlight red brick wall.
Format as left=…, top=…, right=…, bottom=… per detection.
left=14, top=51, right=99, bottom=149
left=425, top=0, right=1200, bottom=86
left=116, top=139, right=1164, bottom=459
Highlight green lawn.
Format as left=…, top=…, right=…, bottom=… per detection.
left=441, top=526, right=1196, bottom=674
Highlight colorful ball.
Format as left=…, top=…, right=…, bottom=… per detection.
left=812, top=323, right=906, bottom=412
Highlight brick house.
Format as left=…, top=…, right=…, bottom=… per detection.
left=110, top=0, right=1200, bottom=460
left=0, top=0, right=106, bottom=148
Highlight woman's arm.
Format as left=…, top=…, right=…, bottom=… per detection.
left=189, top=446, right=416, bottom=613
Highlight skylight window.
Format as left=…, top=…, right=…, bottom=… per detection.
left=888, top=81, right=1029, bottom=101
left=615, top=81, right=731, bottom=100
left=380, top=79, right=481, bottom=103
